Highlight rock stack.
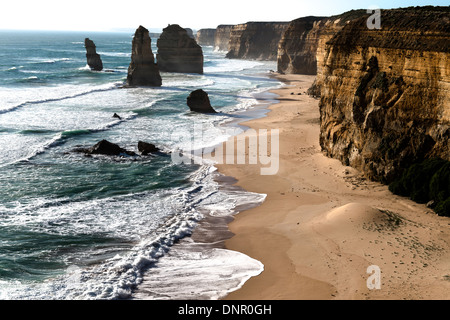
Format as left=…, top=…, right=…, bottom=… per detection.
left=84, top=38, right=103, bottom=71
left=126, top=26, right=162, bottom=87
left=187, top=89, right=217, bottom=114
left=157, top=24, right=204, bottom=74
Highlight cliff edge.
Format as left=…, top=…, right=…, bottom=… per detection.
left=316, top=7, right=449, bottom=183
left=226, top=22, right=289, bottom=61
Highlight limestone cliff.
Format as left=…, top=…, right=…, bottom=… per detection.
left=277, top=10, right=367, bottom=75
left=84, top=38, right=103, bottom=71
left=226, top=22, right=289, bottom=61
left=317, top=7, right=450, bottom=183
left=196, top=28, right=216, bottom=46
left=214, top=25, right=233, bottom=52
left=126, top=26, right=162, bottom=87
left=157, top=24, right=204, bottom=74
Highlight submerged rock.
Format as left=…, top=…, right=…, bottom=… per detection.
left=126, top=26, right=162, bottom=87
left=157, top=24, right=204, bottom=74
left=84, top=38, right=103, bottom=71
left=187, top=89, right=217, bottom=114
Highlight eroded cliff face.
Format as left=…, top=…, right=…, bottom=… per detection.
left=226, top=22, right=289, bottom=61
left=196, top=29, right=216, bottom=46
left=214, top=25, right=233, bottom=52
left=317, top=7, right=450, bottom=183
left=277, top=10, right=366, bottom=75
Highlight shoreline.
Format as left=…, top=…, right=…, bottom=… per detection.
left=212, top=73, right=450, bottom=300
left=132, top=72, right=282, bottom=300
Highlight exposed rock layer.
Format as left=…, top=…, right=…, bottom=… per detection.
left=317, top=7, right=450, bottom=183
left=126, top=26, right=162, bottom=87
left=214, top=25, right=233, bottom=52
left=157, top=24, right=204, bottom=74
left=196, top=29, right=216, bottom=46
left=226, top=22, right=289, bottom=61
left=277, top=10, right=367, bottom=75
left=84, top=38, right=103, bottom=71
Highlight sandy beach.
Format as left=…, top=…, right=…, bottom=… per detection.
left=210, top=74, right=450, bottom=300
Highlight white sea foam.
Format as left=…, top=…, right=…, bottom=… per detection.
left=0, top=43, right=279, bottom=300
left=204, top=59, right=264, bottom=73
left=0, top=82, right=121, bottom=114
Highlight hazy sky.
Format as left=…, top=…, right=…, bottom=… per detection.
left=0, top=0, right=448, bottom=32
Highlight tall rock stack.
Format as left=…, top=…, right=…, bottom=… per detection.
left=84, top=38, right=103, bottom=71
left=126, top=25, right=162, bottom=87
left=156, top=24, right=204, bottom=74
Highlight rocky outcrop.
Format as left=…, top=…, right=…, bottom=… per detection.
left=214, top=25, right=233, bottom=52
left=84, top=38, right=103, bottom=71
left=317, top=7, right=450, bottom=183
left=226, top=22, right=289, bottom=61
left=277, top=10, right=367, bottom=75
left=75, top=140, right=136, bottom=156
left=138, top=141, right=160, bottom=155
left=196, top=29, right=216, bottom=46
left=187, top=89, right=217, bottom=113
left=156, top=24, right=204, bottom=74
left=126, top=25, right=162, bottom=87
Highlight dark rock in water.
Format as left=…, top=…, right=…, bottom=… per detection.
left=126, top=26, right=162, bottom=87
left=113, top=113, right=122, bottom=120
left=75, top=140, right=136, bottom=156
left=84, top=38, right=103, bottom=71
left=157, top=24, right=204, bottom=74
left=187, top=89, right=217, bottom=113
left=138, top=141, right=160, bottom=155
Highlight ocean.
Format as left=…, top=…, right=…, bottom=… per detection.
left=0, top=30, right=282, bottom=300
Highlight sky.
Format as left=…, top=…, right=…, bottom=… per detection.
left=0, top=0, right=448, bottom=32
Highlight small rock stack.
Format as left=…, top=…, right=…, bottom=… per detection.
left=84, top=38, right=103, bottom=71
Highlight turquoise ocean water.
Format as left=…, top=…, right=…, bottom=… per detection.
left=0, top=30, right=282, bottom=299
